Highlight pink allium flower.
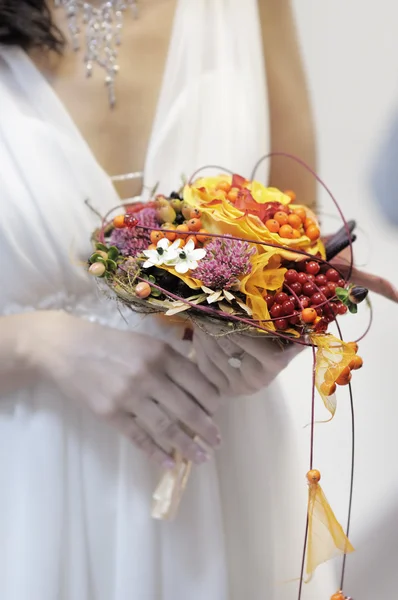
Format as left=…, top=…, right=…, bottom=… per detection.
left=110, top=207, right=158, bottom=257
left=192, top=236, right=256, bottom=289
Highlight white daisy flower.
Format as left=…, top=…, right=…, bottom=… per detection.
left=172, top=239, right=207, bottom=274
left=142, top=238, right=181, bottom=269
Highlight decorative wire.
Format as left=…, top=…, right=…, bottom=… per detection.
left=335, top=319, right=356, bottom=595
left=251, top=152, right=355, bottom=281
left=297, top=344, right=317, bottom=600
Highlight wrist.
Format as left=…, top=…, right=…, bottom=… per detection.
left=0, top=312, right=54, bottom=392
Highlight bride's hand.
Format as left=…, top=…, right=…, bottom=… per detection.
left=193, top=328, right=300, bottom=396
left=20, top=311, right=221, bottom=467
left=330, top=248, right=398, bottom=303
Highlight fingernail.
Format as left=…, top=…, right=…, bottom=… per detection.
left=195, top=449, right=210, bottom=464
left=162, top=457, right=175, bottom=469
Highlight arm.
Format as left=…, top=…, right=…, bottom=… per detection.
left=0, top=311, right=221, bottom=465
left=259, top=0, right=317, bottom=209
left=0, top=314, right=38, bottom=396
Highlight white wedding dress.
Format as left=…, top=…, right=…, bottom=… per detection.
left=0, top=2, right=334, bottom=598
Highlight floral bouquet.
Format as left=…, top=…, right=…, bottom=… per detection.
left=87, top=168, right=369, bottom=598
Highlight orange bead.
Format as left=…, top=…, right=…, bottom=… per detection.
left=227, top=187, right=239, bottom=202
left=279, top=224, right=295, bottom=239
left=292, top=228, right=301, bottom=239
left=347, top=341, right=359, bottom=354
left=306, top=469, right=321, bottom=484
left=113, top=214, right=126, bottom=228
left=336, top=366, right=352, bottom=386
left=284, top=189, right=296, bottom=202
left=288, top=213, right=303, bottom=229
left=135, top=282, right=151, bottom=298
left=320, top=381, right=337, bottom=397
left=293, top=207, right=307, bottom=223
left=150, top=230, right=165, bottom=244
left=306, top=225, right=321, bottom=241
left=187, top=218, right=202, bottom=232
left=196, top=229, right=211, bottom=243
left=215, top=180, right=231, bottom=193
left=349, top=355, right=363, bottom=370
left=301, top=307, right=317, bottom=323
left=176, top=224, right=190, bottom=239
left=274, top=211, right=289, bottom=226
left=185, top=234, right=198, bottom=247
left=265, top=219, right=280, bottom=233
left=190, top=208, right=201, bottom=219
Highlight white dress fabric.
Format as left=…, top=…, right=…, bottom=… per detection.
left=0, top=1, right=334, bottom=599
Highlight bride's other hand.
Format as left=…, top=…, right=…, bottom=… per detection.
left=193, top=328, right=300, bottom=396
left=331, top=247, right=398, bottom=303
left=3, top=311, right=222, bottom=467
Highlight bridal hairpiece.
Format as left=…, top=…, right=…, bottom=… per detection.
left=55, top=1, right=138, bottom=107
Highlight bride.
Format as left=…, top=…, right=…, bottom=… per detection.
left=0, top=2, right=396, bottom=599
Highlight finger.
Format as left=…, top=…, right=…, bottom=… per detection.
left=193, top=335, right=230, bottom=394
left=165, top=347, right=222, bottom=415
left=132, top=398, right=210, bottom=465
left=109, top=411, right=175, bottom=469
left=228, top=333, right=301, bottom=367
left=350, top=267, right=398, bottom=303
left=207, top=335, right=268, bottom=392
left=151, top=374, right=221, bottom=449
left=194, top=331, right=254, bottom=394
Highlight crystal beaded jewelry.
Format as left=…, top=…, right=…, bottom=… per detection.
left=55, top=1, right=138, bottom=107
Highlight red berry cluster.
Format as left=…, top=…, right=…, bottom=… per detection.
left=264, top=260, right=347, bottom=331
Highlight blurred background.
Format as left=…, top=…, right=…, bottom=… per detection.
left=278, top=1, right=398, bottom=597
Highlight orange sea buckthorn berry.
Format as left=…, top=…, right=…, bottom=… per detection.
left=197, top=229, right=211, bottom=243
left=349, top=355, right=363, bottom=370
left=150, top=230, right=165, bottom=244
left=274, top=211, right=289, bottom=226
left=185, top=234, right=198, bottom=247
left=215, top=180, right=231, bottom=193
left=147, top=244, right=156, bottom=251
left=187, top=218, right=202, bottom=232
left=284, top=190, right=296, bottom=202
left=288, top=213, right=302, bottom=229
left=306, top=225, right=321, bottom=241
left=279, top=224, right=295, bottom=239
left=306, top=469, right=321, bottom=484
left=227, top=187, right=239, bottom=203
left=265, top=219, right=280, bottom=233
left=190, top=208, right=201, bottom=219
left=292, top=229, right=301, bottom=239
left=320, top=381, right=337, bottom=397
left=347, top=341, right=359, bottom=353
left=292, top=207, right=307, bottom=223
left=162, top=223, right=177, bottom=241
left=301, top=307, right=317, bottom=323
left=135, top=282, right=152, bottom=298
left=176, top=224, right=190, bottom=239
left=113, top=214, right=126, bottom=228
left=304, top=218, right=316, bottom=229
